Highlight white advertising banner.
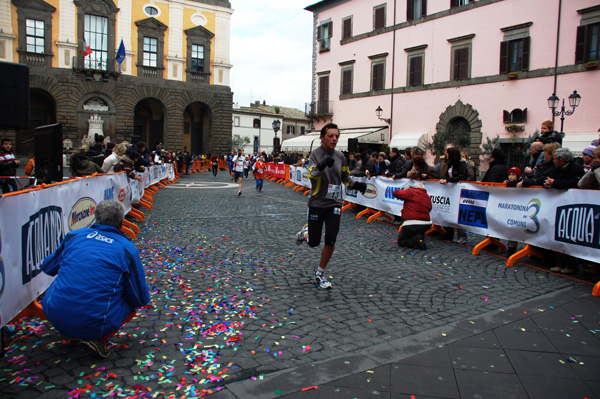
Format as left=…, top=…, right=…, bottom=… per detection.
left=0, top=165, right=173, bottom=328
left=289, top=166, right=600, bottom=264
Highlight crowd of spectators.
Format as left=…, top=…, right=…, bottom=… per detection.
left=341, top=120, right=598, bottom=276
left=3, top=122, right=599, bottom=276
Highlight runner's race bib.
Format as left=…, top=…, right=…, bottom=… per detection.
left=326, top=184, right=342, bottom=199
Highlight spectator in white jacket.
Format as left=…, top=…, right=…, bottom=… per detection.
left=102, top=143, right=127, bottom=173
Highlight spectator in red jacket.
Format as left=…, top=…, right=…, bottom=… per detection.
left=393, top=181, right=432, bottom=250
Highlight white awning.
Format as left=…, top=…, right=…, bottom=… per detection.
left=281, top=127, right=388, bottom=152
left=280, top=133, right=321, bottom=153
left=562, top=133, right=597, bottom=156
left=389, top=133, right=429, bottom=150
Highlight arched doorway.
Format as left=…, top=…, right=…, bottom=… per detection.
left=134, top=98, right=165, bottom=151
left=18, top=89, right=56, bottom=157
left=435, top=100, right=483, bottom=167
left=183, top=102, right=212, bottom=155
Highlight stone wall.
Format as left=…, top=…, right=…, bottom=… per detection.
left=2, top=65, right=233, bottom=155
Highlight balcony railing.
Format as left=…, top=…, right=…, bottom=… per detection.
left=72, top=56, right=121, bottom=80
left=138, top=65, right=164, bottom=79
left=187, top=70, right=211, bottom=84
left=20, top=52, right=50, bottom=67
left=305, top=101, right=333, bottom=117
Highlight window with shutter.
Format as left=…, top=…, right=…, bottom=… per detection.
left=374, top=5, right=385, bottom=30
left=341, top=68, right=353, bottom=95
left=503, top=110, right=510, bottom=123
left=575, top=22, right=600, bottom=63
left=453, top=47, right=469, bottom=80
left=318, top=21, right=332, bottom=51
left=407, top=0, right=426, bottom=20
left=342, top=17, right=352, bottom=40
left=318, top=75, right=330, bottom=114
left=372, top=62, right=385, bottom=91
left=510, top=109, right=524, bottom=123
left=451, top=0, right=474, bottom=7
left=575, top=25, right=587, bottom=63
left=409, top=56, right=422, bottom=86
left=499, top=37, right=530, bottom=73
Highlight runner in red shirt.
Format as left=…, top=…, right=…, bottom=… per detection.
left=253, top=154, right=266, bottom=196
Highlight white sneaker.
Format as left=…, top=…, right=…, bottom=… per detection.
left=314, top=270, right=332, bottom=289
left=295, top=224, right=308, bottom=245
left=237, top=190, right=242, bottom=196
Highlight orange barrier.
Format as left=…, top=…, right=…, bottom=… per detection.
left=341, top=201, right=356, bottom=212
left=123, top=219, right=140, bottom=234
left=121, top=225, right=136, bottom=240
left=138, top=198, right=153, bottom=211
left=10, top=299, right=47, bottom=322
left=4, top=170, right=174, bottom=329
left=506, top=244, right=544, bottom=267
left=272, top=168, right=598, bottom=294
left=472, top=237, right=507, bottom=255
left=128, top=207, right=145, bottom=222
left=397, top=224, right=446, bottom=236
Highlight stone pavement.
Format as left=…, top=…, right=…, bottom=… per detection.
left=1, top=170, right=598, bottom=398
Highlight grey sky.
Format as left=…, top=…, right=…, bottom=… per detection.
left=230, top=0, right=314, bottom=111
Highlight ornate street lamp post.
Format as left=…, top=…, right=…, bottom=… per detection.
left=547, top=90, right=581, bottom=133
left=375, top=106, right=391, bottom=124
left=272, top=119, right=281, bottom=153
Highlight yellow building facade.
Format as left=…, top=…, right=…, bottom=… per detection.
left=0, top=0, right=233, bottom=156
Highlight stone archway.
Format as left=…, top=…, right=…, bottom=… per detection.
left=183, top=102, right=212, bottom=155
left=436, top=99, right=483, bottom=166
left=134, top=98, right=166, bottom=151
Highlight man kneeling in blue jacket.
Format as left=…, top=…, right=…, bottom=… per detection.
left=41, top=199, right=150, bottom=358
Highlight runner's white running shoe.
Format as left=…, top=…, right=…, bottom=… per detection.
left=314, top=270, right=332, bottom=289
left=295, top=224, right=308, bottom=245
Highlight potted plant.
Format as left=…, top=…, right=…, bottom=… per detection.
left=507, top=72, right=518, bottom=79
left=505, top=124, right=525, bottom=142
left=585, top=61, right=598, bottom=69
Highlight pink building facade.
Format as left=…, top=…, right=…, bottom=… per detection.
left=305, top=0, right=600, bottom=167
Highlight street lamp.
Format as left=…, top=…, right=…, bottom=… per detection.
left=375, top=106, right=391, bottom=124
left=547, top=90, right=581, bottom=133
left=272, top=119, right=281, bottom=153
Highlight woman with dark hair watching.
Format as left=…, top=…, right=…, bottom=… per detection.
left=70, top=151, right=104, bottom=177
left=439, top=147, right=468, bottom=184
left=439, top=146, right=469, bottom=243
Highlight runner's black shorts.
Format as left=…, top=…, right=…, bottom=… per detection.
left=307, top=205, right=341, bottom=247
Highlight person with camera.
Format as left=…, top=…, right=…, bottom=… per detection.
left=294, top=123, right=367, bottom=289
left=393, top=182, right=432, bottom=250
left=41, top=200, right=150, bottom=358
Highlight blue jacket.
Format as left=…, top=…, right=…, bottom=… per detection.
left=41, top=224, right=150, bottom=340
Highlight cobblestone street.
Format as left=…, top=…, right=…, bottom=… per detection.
left=1, top=171, right=594, bottom=398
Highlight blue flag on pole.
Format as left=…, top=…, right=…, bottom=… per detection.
left=115, top=39, right=126, bottom=64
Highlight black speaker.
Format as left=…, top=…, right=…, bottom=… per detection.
left=348, top=138, right=359, bottom=153
left=35, top=123, right=63, bottom=183
left=0, top=61, right=30, bottom=130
